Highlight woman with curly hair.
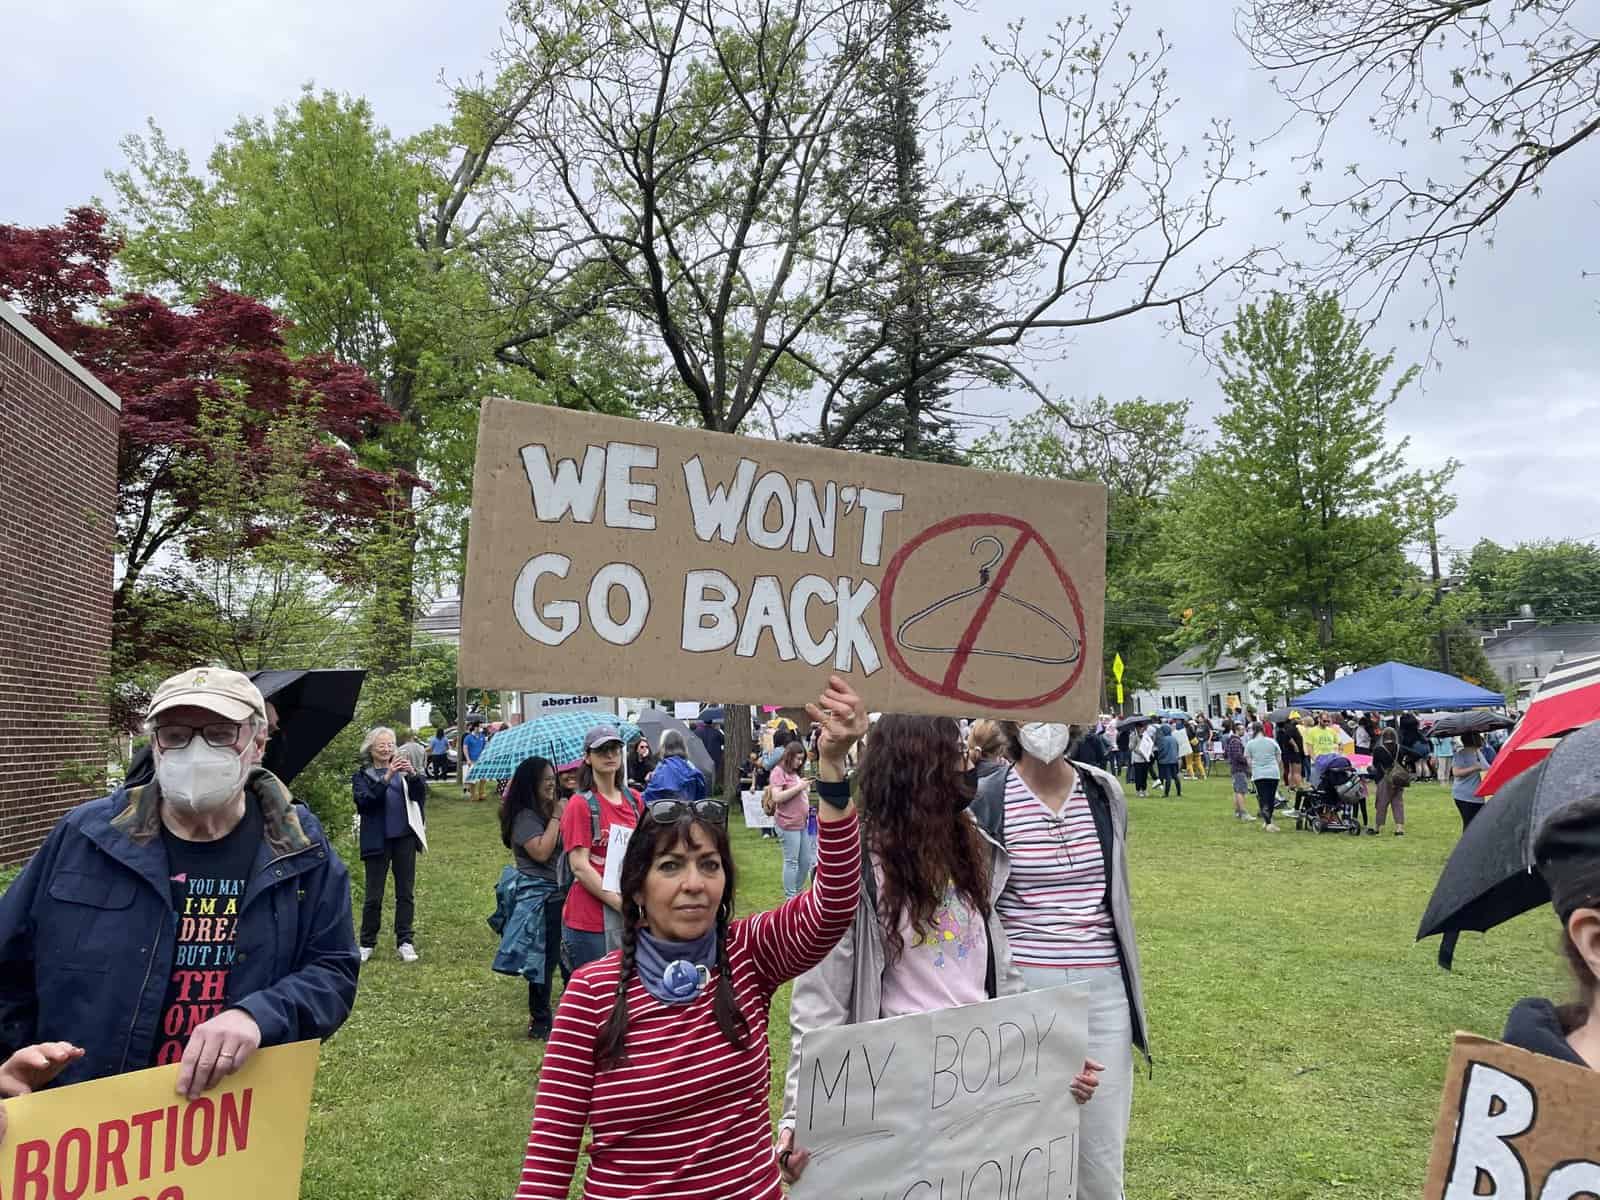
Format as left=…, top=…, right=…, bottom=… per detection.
left=775, top=714, right=1101, bottom=1186
left=513, top=676, right=867, bottom=1200
left=972, top=721, right=1149, bottom=1200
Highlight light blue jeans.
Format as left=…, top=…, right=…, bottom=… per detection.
left=776, top=826, right=817, bottom=898
left=1018, top=964, right=1134, bottom=1200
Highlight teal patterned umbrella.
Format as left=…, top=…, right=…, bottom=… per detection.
left=466, top=710, right=641, bottom=782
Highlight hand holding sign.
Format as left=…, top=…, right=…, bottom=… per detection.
left=178, top=1008, right=262, bottom=1101
left=805, top=674, right=868, bottom=773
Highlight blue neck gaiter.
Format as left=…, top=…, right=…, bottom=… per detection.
left=634, top=927, right=718, bottom=1004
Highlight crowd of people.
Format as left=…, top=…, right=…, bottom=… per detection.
left=1055, top=706, right=1515, bottom=840
left=0, top=665, right=1594, bottom=1199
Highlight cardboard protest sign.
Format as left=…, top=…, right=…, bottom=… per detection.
left=461, top=400, right=1106, bottom=720
left=1424, top=1033, right=1600, bottom=1199
left=792, top=985, right=1088, bottom=1200
left=0, top=1040, right=320, bottom=1200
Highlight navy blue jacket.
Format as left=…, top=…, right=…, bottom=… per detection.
left=0, top=771, right=359, bottom=1088
left=352, top=768, right=426, bottom=859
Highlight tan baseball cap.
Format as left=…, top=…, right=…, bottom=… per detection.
left=147, top=666, right=266, bottom=723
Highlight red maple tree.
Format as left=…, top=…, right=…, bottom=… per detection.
left=0, top=207, right=415, bottom=604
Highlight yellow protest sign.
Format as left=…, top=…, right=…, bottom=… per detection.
left=0, top=1040, right=320, bottom=1200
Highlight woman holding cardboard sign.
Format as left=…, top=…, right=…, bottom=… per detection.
left=776, top=714, right=1102, bottom=1186
left=515, top=675, right=867, bottom=1200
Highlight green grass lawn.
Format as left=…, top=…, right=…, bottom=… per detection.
left=304, top=776, right=1565, bottom=1199
left=2, top=779, right=1557, bottom=1197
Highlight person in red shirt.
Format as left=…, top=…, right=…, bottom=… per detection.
left=560, top=727, right=645, bottom=972
left=516, top=675, right=867, bottom=1200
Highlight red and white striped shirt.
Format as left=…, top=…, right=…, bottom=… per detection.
left=995, top=769, right=1119, bottom=970
left=516, top=813, right=861, bottom=1199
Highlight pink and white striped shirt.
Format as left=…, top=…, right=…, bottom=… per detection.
left=515, top=813, right=861, bottom=1199
left=995, top=770, right=1119, bottom=970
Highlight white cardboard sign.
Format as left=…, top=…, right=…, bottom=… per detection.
left=792, top=985, right=1089, bottom=1200
left=599, top=824, right=633, bottom=893
left=740, top=790, right=775, bottom=829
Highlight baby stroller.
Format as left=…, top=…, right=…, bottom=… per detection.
left=1291, top=755, right=1366, bottom=835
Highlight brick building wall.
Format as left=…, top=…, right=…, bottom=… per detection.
left=0, top=300, right=120, bottom=864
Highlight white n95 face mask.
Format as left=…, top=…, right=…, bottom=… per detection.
left=157, top=740, right=248, bottom=812
left=1018, top=722, right=1071, bottom=763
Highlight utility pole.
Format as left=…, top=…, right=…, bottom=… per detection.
left=1429, top=510, right=1451, bottom=674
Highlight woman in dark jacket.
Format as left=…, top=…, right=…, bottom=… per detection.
left=352, top=726, right=427, bottom=964
left=627, top=738, right=655, bottom=789
left=1503, top=796, right=1600, bottom=1068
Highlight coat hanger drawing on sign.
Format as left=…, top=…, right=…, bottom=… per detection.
left=894, top=535, right=1081, bottom=666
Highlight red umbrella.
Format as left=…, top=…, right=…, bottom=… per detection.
left=1477, top=654, right=1600, bottom=796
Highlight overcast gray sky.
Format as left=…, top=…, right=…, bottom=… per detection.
left=7, top=0, right=1593, bottom=564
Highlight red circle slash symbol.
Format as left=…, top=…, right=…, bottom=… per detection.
left=878, top=513, right=1087, bottom=708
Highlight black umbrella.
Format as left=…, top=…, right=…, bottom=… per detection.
left=124, top=668, right=367, bottom=788
left=1427, top=710, right=1515, bottom=738
left=251, top=669, right=367, bottom=782
left=1115, top=714, right=1152, bottom=731
left=1417, top=720, right=1600, bottom=967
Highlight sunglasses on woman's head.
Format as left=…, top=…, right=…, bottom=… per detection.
left=645, top=799, right=727, bottom=825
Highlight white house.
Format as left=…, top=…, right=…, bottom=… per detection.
left=1130, top=646, right=1276, bottom=718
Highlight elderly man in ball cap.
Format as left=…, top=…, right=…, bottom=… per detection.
left=0, top=666, right=358, bottom=1106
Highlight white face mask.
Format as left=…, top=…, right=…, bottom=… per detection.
left=157, top=740, right=249, bottom=812
left=1018, top=722, right=1072, bottom=763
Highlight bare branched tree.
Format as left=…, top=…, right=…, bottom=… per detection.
left=480, top=0, right=1274, bottom=445
left=1242, top=0, right=1600, bottom=347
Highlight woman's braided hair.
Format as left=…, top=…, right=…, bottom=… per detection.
left=594, top=813, right=750, bottom=1068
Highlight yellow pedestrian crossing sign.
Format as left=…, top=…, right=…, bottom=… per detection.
left=1112, top=653, right=1124, bottom=680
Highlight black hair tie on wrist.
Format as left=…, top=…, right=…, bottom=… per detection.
left=816, top=778, right=852, bottom=811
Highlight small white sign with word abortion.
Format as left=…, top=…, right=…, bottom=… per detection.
left=792, top=984, right=1089, bottom=1200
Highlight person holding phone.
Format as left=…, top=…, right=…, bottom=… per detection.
left=352, top=726, right=427, bottom=963
left=768, top=741, right=814, bottom=898
left=514, top=676, right=868, bottom=1200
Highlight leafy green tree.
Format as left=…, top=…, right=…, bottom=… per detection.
left=972, top=396, right=1195, bottom=699
left=108, top=88, right=539, bottom=721
left=1161, top=292, right=1454, bottom=687
left=1455, top=538, right=1600, bottom=623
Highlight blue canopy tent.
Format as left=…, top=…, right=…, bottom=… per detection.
left=1291, top=662, right=1505, bottom=713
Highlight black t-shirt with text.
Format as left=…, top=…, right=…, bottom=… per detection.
left=152, top=798, right=264, bottom=1066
